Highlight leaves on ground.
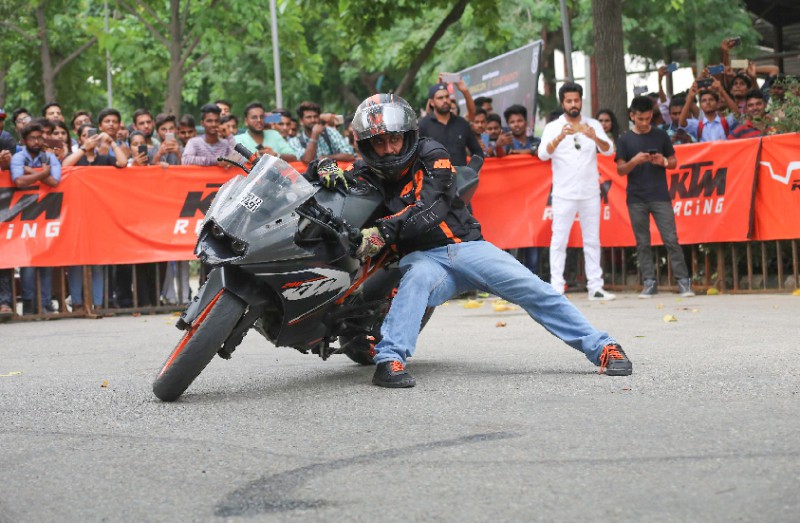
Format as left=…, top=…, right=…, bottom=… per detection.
left=463, top=299, right=483, bottom=309
left=663, top=314, right=678, bottom=322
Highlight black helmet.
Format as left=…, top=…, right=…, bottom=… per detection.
left=352, top=93, right=418, bottom=181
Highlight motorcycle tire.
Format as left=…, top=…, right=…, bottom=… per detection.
left=343, top=306, right=435, bottom=366
left=153, top=290, right=246, bottom=402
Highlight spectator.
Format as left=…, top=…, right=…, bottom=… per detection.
left=595, top=109, right=620, bottom=145
left=151, top=116, right=190, bottom=306
left=235, top=102, right=297, bottom=162
left=11, top=108, right=32, bottom=141
left=728, top=72, right=753, bottom=114
left=729, top=90, right=773, bottom=139
left=49, top=120, right=72, bottom=163
left=182, top=104, right=234, bottom=166
left=10, top=122, right=62, bottom=314
left=132, top=109, right=158, bottom=147
left=62, top=124, right=127, bottom=310
left=289, top=101, right=355, bottom=163
left=503, top=104, right=540, bottom=154
left=288, top=118, right=298, bottom=138
left=215, top=99, right=232, bottom=117
left=62, top=125, right=128, bottom=168
left=474, top=96, right=493, bottom=114
left=538, top=82, right=616, bottom=300
left=615, top=96, right=694, bottom=299
left=419, top=83, right=483, bottom=166
left=69, top=111, right=92, bottom=149
left=96, top=107, right=131, bottom=157
left=471, top=108, right=489, bottom=155
left=42, top=102, right=64, bottom=122
left=218, top=115, right=236, bottom=140
left=438, top=75, right=476, bottom=122
left=481, top=113, right=508, bottom=158
left=151, top=114, right=181, bottom=165
left=0, top=108, right=15, bottom=170
left=679, top=78, right=739, bottom=142
left=128, top=131, right=150, bottom=167
left=177, top=114, right=197, bottom=147
left=661, top=98, right=696, bottom=144
left=272, top=109, right=293, bottom=139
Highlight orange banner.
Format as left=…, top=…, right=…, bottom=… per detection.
left=472, top=138, right=760, bottom=248
left=0, top=136, right=795, bottom=269
left=753, top=133, right=800, bottom=240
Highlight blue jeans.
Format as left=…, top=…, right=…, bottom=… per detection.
left=374, top=241, right=616, bottom=366
left=21, top=267, right=52, bottom=309
left=67, top=266, right=105, bottom=306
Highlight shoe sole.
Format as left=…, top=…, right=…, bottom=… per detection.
left=588, top=296, right=616, bottom=301
left=603, top=367, right=632, bottom=376
left=680, top=292, right=696, bottom=297
left=372, top=378, right=416, bottom=388
left=638, top=294, right=655, bottom=299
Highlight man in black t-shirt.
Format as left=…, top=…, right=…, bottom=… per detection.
left=419, top=83, right=483, bottom=166
left=616, top=96, right=694, bottom=299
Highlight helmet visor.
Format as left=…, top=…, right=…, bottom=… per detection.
left=352, top=97, right=417, bottom=141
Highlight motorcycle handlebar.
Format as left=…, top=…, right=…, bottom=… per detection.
left=234, top=144, right=257, bottom=164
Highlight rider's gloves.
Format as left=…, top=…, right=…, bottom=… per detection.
left=316, top=158, right=348, bottom=190
left=355, top=227, right=385, bottom=260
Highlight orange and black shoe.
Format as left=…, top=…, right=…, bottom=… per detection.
left=372, top=360, right=416, bottom=388
left=598, top=343, right=632, bottom=376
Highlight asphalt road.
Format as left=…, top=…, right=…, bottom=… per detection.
left=1, top=292, right=798, bottom=522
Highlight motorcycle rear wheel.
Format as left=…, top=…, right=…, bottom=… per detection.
left=343, top=306, right=435, bottom=365
left=153, top=290, right=246, bottom=402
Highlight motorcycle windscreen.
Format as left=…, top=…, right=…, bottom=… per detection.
left=203, top=156, right=316, bottom=262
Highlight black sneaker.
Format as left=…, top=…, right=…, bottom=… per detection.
left=677, top=278, right=695, bottom=297
left=598, top=343, right=632, bottom=376
left=372, top=360, right=416, bottom=388
left=639, top=279, right=657, bottom=299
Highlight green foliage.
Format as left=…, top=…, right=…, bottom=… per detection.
left=769, top=79, right=800, bottom=134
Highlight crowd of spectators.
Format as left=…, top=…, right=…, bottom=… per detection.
left=1, top=36, right=798, bottom=317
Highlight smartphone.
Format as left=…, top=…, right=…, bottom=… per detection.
left=87, top=128, right=97, bottom=137
left=43, top=137, right=64, bottom=149
left=333, top=114, right=344, bottom=126
left=165, top=132, right=175, bottom=142
left=647, top=148, right=658, bottom=155
left=731, top=59, right=748, bottom=69
left=729, top=36, right=742, bottom=48
left=666, top=62, right=679, bottom=73
left=697, top=78, right=714, bottom=89
left=440, top=72, right=461, bottom=83
left=264, top=112, right=282, bottom=124
left=708, top=64, right=725, bottom=75
left=633, top=85, right=648, bottom=96
left=138, top=144, right=148, bottom=156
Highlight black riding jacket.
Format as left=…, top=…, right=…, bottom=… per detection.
left=348, top=138, right=483, bottom=255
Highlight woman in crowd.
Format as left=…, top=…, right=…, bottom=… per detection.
left=596, top=109, right=620, bottom=145
left=61, top=124, right=127, bottom=311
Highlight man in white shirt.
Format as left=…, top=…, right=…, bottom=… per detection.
left=538, top=82, right=616, bottom=301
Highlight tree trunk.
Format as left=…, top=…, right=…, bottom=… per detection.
left=36, top=4, right=57, bottom=103
left=591, top=0, right=627, bottom=125
left=394, top=0, right=468, bottom=97
left=164, top=0, right=183, bottom=115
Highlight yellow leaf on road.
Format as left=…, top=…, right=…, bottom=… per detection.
left=495, top=321, right=507, bottom=327
left=463, top=299, right=483, bottom=309
left=663, top=314, right=678, bottom=322
left=707, top=288, right=719, bottom=295
left=793, top=289, right=800, bottom=296
left=0, top=371, right=22, bottom=377
left=100, top=380, right=109, bottom=388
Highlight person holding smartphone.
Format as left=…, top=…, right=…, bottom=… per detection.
left=235, top=102, right=297, bottom=162
left=678, top=77, right=740, bottom=142
left=151, top=114, right=181, bottom=166
left=616, top=96, right=694, bottom=299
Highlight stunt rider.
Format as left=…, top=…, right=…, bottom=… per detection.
left=341, top=94, right=633, bottom=388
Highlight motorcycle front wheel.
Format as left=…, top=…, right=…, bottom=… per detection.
left=153, top=290, right=246, bottom=402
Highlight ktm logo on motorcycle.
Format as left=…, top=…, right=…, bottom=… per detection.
left=278, top=268, right=350, bottom=301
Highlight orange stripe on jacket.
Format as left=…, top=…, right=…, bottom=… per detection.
left=439, top=221, right=461, bottom=243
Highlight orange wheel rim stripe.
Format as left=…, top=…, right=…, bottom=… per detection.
left=158, top=289, right=225, bottom=378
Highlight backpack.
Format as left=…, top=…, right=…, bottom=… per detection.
left=697, top=116, right=729, bottom=141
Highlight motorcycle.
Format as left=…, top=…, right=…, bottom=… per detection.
left=152, top=144, right=481, bottom=401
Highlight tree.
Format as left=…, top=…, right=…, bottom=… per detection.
left=0, top=0, right=98, bottom=104
left=591, top=0, right=627, bottom=126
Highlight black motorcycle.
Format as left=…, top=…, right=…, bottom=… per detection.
left=152, top=146, right=480, bottom=401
